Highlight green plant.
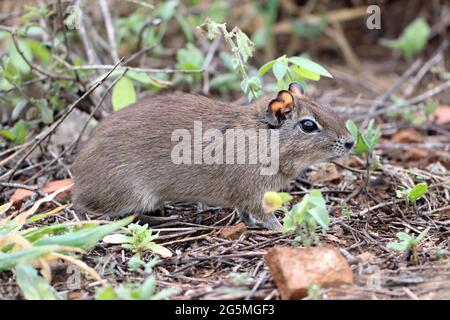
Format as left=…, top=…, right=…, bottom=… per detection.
left=128, top=256, right=159, bottom=273
left=387, top=227, right=429, bottom=262
left=228, top=272, right=253, bottom=286
left=306, top=284, right=322, bottom=300
left=391, top=96, right=438, bottom=125
left=259, top=55, right=332, bottom=90
left=199, top=18, right=262, bottom=101
left=175, top=43, right=205, bottom=86
left=95, top=276, right=177, bottom=300
left=396, top=182, right=428, bottom=216
left=346, top=119, right=381, bottom=184
left=0, top=188, right=133, bottom=300
left=102, top=223, right=172, bottom=258
left=0, top=120, right=28, bottom=145
left=282, top=190, right=330, bottom=247
left=380, top=19, right=430, bottom=62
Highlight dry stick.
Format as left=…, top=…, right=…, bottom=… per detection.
left=77, top=7, right=99, bottom=65
left=3, top=59, right=124, bottom=182
left=361, top=59, right=423, bottom=128
left=202, top=36, right=221, bottom=95
left=403, top=40, right=449, bottom=97
left=99, top=0, right=120, bottom=64
left=25, top=68, right=130, bottom=183
left=374, top=79, right=450, bottom=117
left=66, top=64, right=203, bottom=74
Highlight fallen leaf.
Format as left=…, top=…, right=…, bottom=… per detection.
left=404, top=148, right=428, bottom=162
left=310, top=165, right=341, bottom=184
left=10, top=179, right=73, bottom=205
left=391, top=128, right=423, bottom=143
left=219, top=222, right=247, bottom=240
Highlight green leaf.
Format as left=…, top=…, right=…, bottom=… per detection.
left=145, top=243, right=172, bottom=258
left=278, top=192, right=293, bottom=204
left=138, top=276, right=157, bottom=298
left=416, top=227, right=430, bottom=243
left=96, top=286, right=118, bottom=300
left=0, top=246, right=65, bottom=270
left=396, top=232, right=412, bottom=242
left=112, top=77, right=137, bottom=111
left=380, top=19, right=430, bottom=60
left=407, top=182, right=428, bottom=203
left=345, top=120, right=359, bottom=141
left=0, top=129, right=17, bottom=141
left=258, top=59, right=276, bottom=76
left=309, top=207, right=329, bottom=231
left=15, top=264, right=59, bottom=300
left=292, top=65, right=320, bottom=81
left=36, top=99, right=53, bottom=124
left=27, top=40, right=50, bottom=63
left=387, top=242, right=408, bottom=251
left=288, top=56, right=332, bottom=78
left=156, top=0, right=178, bottom=21
left=8, top=38, right=33, bottom=74
left=273, top=58, right=288, bottom=82
left=102, top=234, right=132, bottom=244
left=34, top=217, right=133, bottom=250
left=235, top=29, right=254, bottom=63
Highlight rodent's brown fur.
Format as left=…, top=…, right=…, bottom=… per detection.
left=72, top=86, right=353, bottom=230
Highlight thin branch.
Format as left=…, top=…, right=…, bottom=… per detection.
left=2, top=59, right=124, bottom=182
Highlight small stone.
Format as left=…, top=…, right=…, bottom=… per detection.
left=265, top=246, right=353, bottom=300
left=219, top=222, right=247, bottom=240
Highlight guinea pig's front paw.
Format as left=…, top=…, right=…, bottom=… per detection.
left=256, top=214, right=283, bottom=231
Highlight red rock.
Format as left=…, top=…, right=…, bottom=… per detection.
left=265, top=246, right=353, bottom=300
left=10, top=179, right=73, bottom=204
left=391, top=128, right=423, bottom=143
left=219, top=222, right=247, bottom=240
left=433, top=106, right=450, bottom=125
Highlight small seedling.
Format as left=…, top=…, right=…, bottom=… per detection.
left=95, top=276, right=177, bottom=300
left=306, top=284, right=322, bottom=300
left=103, top=223, right=172, bottom=258
left=346, top=119, right=381, bottom=185
left=396, top=182, right=428, bottom=216
left=228, top=272, right=253, bottom=286
left=391, top=96, right=438, bottom=125
left=340, top=201, right=353, bottom=219
left=380, top=18, right=430, bottom=62
left=387, top=227, right=429, bottom=262
left=128, top=256, right=159, bottom=273
left=282, top=190, right=329, bottom=247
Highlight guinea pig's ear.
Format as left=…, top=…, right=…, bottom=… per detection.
left=288, top=82, right=304, bottom=96
left=266, top=90, right=294, bottom=127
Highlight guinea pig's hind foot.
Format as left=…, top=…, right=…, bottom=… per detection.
left=136, top=211, right=179, bottom=226
left=239, top=211, right=283, bottom=232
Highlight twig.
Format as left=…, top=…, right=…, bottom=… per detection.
left=2, top=59, right=124, bottom=182
left=66, top=64, right=203, bottom=74
left=99, top=0, right=120, bottom=63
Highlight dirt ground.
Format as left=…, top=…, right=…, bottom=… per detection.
left=0, top=0, right=449, bottom=300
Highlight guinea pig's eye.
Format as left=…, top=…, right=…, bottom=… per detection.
left=298, top=119, right=320, bottom=133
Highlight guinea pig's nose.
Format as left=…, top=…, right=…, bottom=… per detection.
left=344, top=139, right=354, bottom=151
